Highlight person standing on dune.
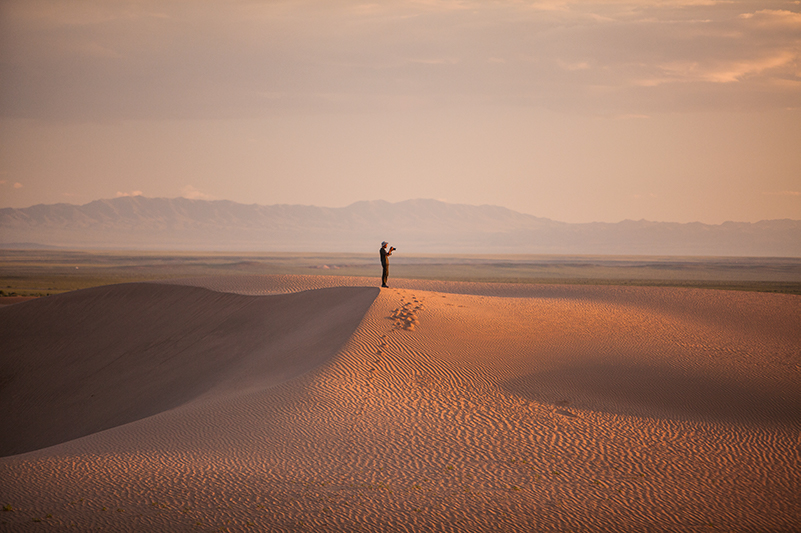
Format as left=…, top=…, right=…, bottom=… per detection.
left=380, top=241, right=394, bottom=288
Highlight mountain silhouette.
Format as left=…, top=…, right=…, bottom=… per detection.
left=1, top=196, right=799, bottom=256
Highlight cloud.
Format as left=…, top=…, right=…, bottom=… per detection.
left=115, top=190, right=143, bottom=197
left=739, top=9, right=801, bottom=27
left=181, top=185, right=215, bottom=201
left=13, top=182, right=23, bottom=189
left=701, top=52, right=797, bottom=83
left=640, top=50, right=797, bottom=85
left=1, top=0, right=799, bottom=119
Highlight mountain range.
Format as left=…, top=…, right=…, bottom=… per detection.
left=1, top=196, right=799, bottom=256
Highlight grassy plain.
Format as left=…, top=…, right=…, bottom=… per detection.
left=1, top=249, right=800, bottom=297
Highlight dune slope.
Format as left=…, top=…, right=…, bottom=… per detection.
left=0, top=283, right=379, bottom=457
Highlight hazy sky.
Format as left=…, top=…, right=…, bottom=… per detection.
left=1, top=0, right=799, bottom=223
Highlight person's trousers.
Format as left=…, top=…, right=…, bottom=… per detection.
left=382, top=264, right=389, bottom=286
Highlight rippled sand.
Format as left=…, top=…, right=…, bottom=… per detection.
left=1, top=275, right=799, bottom=531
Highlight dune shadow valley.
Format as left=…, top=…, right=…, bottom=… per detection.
left=1, top=274, right=799, bottom=532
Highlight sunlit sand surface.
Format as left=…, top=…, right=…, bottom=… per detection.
left=1, top=275, right=799, bottom=531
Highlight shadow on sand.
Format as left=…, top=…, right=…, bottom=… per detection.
left=502, top=360, right=801, bottom=427
left=0, top=283, right=379, bottom=457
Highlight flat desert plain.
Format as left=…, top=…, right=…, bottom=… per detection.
left=1, top=275, right=799, bottom=532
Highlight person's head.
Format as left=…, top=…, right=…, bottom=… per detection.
left=381, top=241, right=388, bottom=248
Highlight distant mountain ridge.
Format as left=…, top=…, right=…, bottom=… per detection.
left=1, top=196, right=799, bottom=256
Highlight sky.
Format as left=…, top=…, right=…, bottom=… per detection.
left=0, top=0, right=799, bottom=224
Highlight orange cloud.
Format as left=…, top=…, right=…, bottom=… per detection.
left=739, top=9, right=801, bottom=27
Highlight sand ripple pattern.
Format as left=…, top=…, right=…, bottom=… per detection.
left=1, top=276, right=799, bottom=531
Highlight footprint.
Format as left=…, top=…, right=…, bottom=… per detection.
left=389, top=305, right=419, bottom=330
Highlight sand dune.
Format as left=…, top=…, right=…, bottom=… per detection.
left=0, top=283, right=379, bottom=456
left=0, top=275, right=799, bottom=531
